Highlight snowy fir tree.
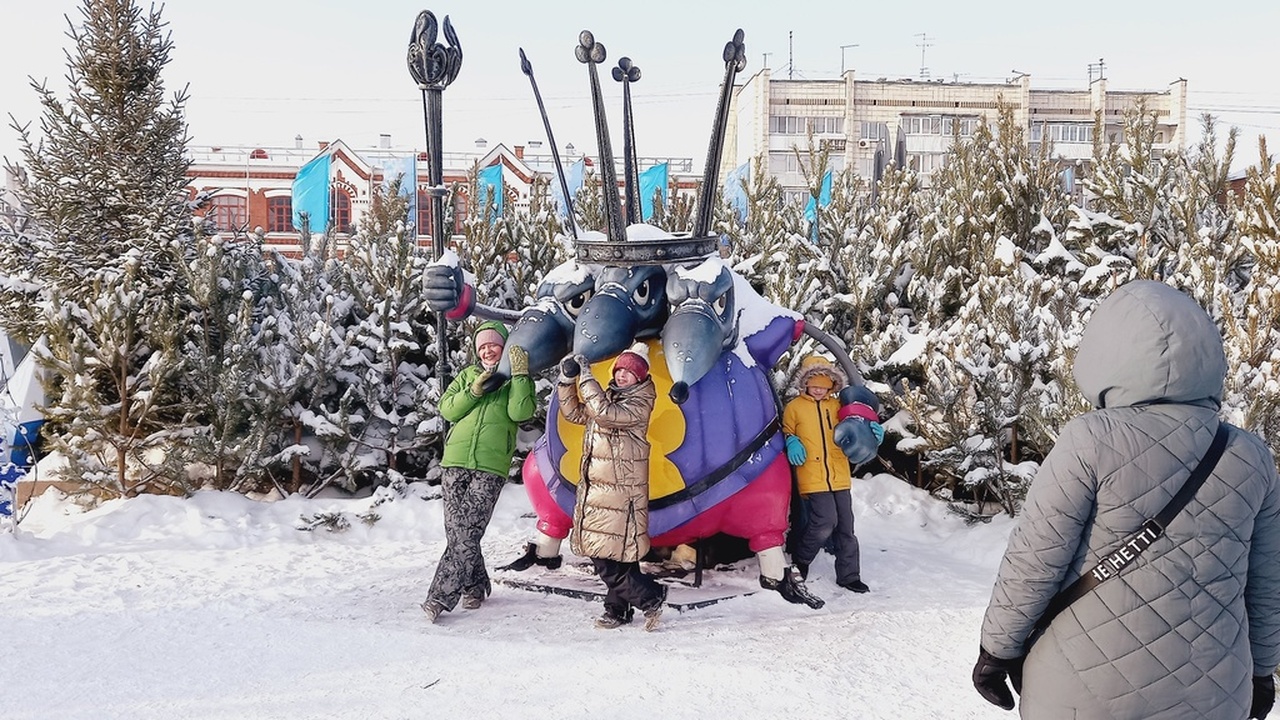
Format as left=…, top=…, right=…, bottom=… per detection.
left=1221, top=137, right=1280, bottom=455
left=8, top=0, right=195, bottom=496
left=571, top=167, right=606, bottom=236
left=0, top=171, right=44, bottom=345
left=508, top=175, right=573, bottom=305
left=326, top=181, right=439, bottom=488
left=647, top=175, right=695, bottom=235
left=239, top=236, right=352, bottom=496
left=5, top=3, right=1280, bottom=518
left=459, top=164, right=520, bottom=312
left=177, top=223, right=272, bottom=491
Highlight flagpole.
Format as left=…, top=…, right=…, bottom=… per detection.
left=407, top=10, right=462, bottom=384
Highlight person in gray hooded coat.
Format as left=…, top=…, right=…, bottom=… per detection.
left=973, top=280, right=1280, bottom=719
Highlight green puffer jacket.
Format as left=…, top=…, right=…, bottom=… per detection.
left=439, top=363, right=536, bottom=477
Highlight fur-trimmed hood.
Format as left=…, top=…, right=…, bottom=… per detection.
left=791, top=355, right=846, bottom=393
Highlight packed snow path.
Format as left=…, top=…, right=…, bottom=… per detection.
left=1, top=476, right=1016, bottom=719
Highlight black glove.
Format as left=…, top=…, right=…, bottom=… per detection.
left=559, top=356, right=580, bottom=379
left=423, top=264, right=464, bottom=312
left=1252, top=674, right=1276, bottom=719
left=972, top=647, right=1023, bottom=711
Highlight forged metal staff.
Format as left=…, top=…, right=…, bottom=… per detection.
left=407, top=10, right=462, bottom=382
left=693, top=29, right=746, bottom=239
left=613, top=57, right=642, bottom=225
left=519, top=48, right=577, bottom=240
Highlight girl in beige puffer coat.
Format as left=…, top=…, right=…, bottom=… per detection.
left=557, top=342, right=667, bottom=631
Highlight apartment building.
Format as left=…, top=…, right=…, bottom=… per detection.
left=729, top=69, right=1188, bottom=202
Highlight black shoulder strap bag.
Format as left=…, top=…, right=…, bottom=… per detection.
left=1027, top=424, right=1230, bottom=649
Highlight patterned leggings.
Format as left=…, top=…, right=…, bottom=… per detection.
left=425, top=467, right=506, bottom=611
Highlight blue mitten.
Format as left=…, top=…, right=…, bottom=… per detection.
left=784, top=434, right=807, bottom=465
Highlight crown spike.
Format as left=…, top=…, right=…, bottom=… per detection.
left=519, top=47, right=577, bottom=239
left=577, top=30, right=627, bottom=244
left=693, top=29, right=746, bottom=239
left=613, top=57, right=643, bottom=225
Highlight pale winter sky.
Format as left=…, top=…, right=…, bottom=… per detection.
left=1, top=0, right=1277, bottom=173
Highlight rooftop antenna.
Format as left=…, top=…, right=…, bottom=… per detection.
left=914, top=33, right=933, bottom=80
left=613, top=57, right=642, bottom=225
left=788, top=31, right=794, bottom=80
left=1087, top=57, right=1106, bottom=83
left=840, top=43, right=859, bottom=74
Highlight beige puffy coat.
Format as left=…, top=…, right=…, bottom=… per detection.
left=557, top=374, right=656, bottom=562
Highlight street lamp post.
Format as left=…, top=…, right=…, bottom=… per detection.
left=840, top=43, right=859, bottom=74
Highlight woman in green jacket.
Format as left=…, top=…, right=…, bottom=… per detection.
left=422, top=320, right=536, bottom=623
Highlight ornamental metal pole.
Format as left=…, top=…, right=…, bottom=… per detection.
left=407, top=10, right=462, bottom=383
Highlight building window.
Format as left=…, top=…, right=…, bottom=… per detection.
left=770, top=115, right=844, bottom=135
left=267, top=196, right=292, bottom=233
left=453, top=191, right=468, bottom=230
left=861, top=122, right=886, bottom=141
left=208, top=195, right=247, bottom=233
left=769, top=153, right=803, bottom=175
left=417, top=190, right=433, bottom=236
left=1035, top=123, right=1093, bottom=143
left=333, top=190, right=351, bottom=233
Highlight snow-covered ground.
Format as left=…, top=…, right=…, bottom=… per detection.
left=1, top=475, right=1018, bottom=719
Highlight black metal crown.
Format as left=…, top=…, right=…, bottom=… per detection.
left=525, top=28, right=747, bottom=266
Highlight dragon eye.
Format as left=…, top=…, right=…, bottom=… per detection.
left=713, top=293, right=728, bottom=317
left=564, top=290, right=593, bottom=318
left=632, top=280, right=651, bottom=306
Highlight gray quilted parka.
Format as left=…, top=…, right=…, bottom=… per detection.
left=980, top=280, right=1280, bottom=719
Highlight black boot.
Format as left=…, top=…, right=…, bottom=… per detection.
left=497, top=542, right=538, bottom=571
left=497, top=542, right=563, bottom=572
left=760, top=565, right=825, bottom=609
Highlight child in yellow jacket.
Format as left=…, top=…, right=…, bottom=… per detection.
left=782, top=355, right=882, bottom=593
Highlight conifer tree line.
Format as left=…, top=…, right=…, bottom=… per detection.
left=0, top=0, right=1276, bottom=516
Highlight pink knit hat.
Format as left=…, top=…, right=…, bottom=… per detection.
left=474, top=327, right=506, bottom=351
left=612, top=342, right=650, bottom=381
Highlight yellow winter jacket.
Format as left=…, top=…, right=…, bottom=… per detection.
left=783, top=393, right=852, bottom=495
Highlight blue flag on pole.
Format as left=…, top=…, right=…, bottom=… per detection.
left=292, top=153, right=332, bottom=234
left=638, top=163, right=668, bottom=222
left=382, top=155, right=418, bottom=232
left=724, top=162, right=750, bottom=223
left=552, top=158, right=586, bottom=219
left=477, top=163, right=504, bottom=220
left=803, top=169, right=833, bottom=224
